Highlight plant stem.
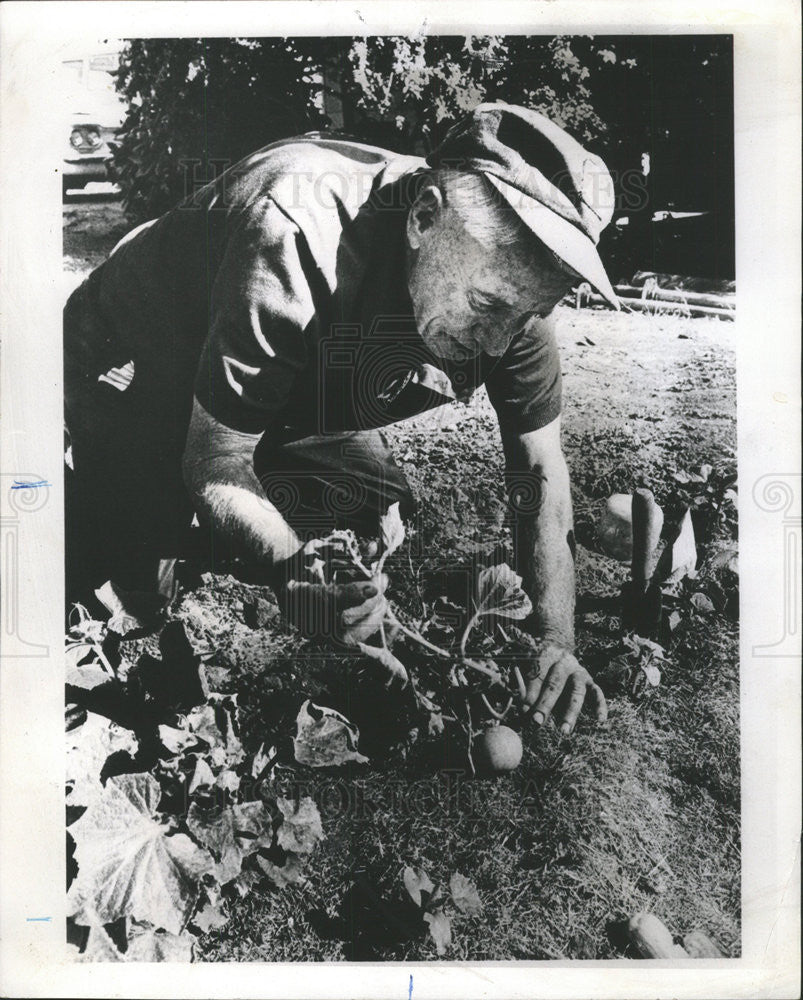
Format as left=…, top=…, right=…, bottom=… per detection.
left=94, top=640, right=117, bottom=678
left=386, top=610, right=504, bottom=684
left=480, top=692, right=513, bottom=721
left=459, top=611, right=482, bottom=660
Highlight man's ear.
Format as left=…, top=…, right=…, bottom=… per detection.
left=406, top=184, right=444, bottom=250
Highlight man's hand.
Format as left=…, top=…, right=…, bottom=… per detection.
left=272, top=542, right=389, bottom=647
left=523, top=644, right=607, bottom=734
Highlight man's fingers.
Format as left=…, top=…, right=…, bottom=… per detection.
left=341, top=599, right=387, bottom=645
left=589, top=682, right=608, bottom=724
left=522, top=672, right=543, bottom=707
left=531, top=662, right=568, bottom=725
left=340, top=592, right=386, bottom=625
left=333, top=574, right=387, bottom=610
left=556, top=673, right=587, bottom=733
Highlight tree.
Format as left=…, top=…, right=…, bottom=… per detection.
left=110, top=35, right=734, bottom=280
left=111, top=38, right=338, bottom=220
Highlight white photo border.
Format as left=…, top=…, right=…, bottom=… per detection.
left=0, top=2, right=800, bottom=997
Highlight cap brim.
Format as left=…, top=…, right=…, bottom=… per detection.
left=485, top=173, right=620, bottom=310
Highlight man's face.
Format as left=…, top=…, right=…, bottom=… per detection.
left=406, top=185, right=573, bottom=363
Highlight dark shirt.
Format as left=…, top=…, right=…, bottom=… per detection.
left=65, top=134, right=562, bottom=456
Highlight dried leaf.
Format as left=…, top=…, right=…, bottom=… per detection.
left=423, top=909, right=452, bottom=956
left=242, top=596, right=279, bottom=629
left=449, top=872, right=483, bottom=915
left=642, top=662, right=662, bottom=687
left=357, top=642, right=409, bottom=687
left=666, top=509, right=697, bottom=583
left=475, top=564, right=533, bottom=620
left=690, top=592, right=715, bottom=614
left=403, top=865, right=434, bottom=908
left=380, top=501, right=405, bottom=559
left=623, top=634, right=666, bottom=660
left=293, top=700, right=369, bottom=767
left=94, top=580, right=167, bottom=636
left=162, top=705, right=245, bottom=768
left=668, top=610, right=682, bottom=632
left=276, top=797, right=324, bottom=855
left=192, top=900, right=229, bottom=934
left=68, top=774, right=214, bottom=934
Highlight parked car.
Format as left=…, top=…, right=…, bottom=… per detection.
left=62, top=49, right=126, bottom=195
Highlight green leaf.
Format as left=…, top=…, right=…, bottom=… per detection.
left=68, top=603, right=106, bottom=644
left=94, top=580, right=167, bottom=636
left=403, top=865, right=434, bottom=908
left=474, top=564, right=533, bottom=620
left=449, top=872, right=483, bottom=915
left=69, top=774, right=214, bottom=934
left=293, top=700, right=369, bottom=767
left=191, top=900, right=228, bottom=934
left=276, top=796, right=324, bottom=855
left=65, top=642, right=97, bottom=671
left=230, top=869, right=261, bottom=897
left=423, top=909, right=452, bottom=955
left=126, top=921, right=195, bottom=960
left=231, top=800, right=274, bottom=853
left=188, top=757, right=215, bottom=793
left=186, top=803, right=242, bottom=885
left=256, top=853, right=306, bottom=888
left=66, top=712, right=139, bottom=810
left=66, top=658, right=113, bottom=690
left=380, top=501, right=405, bottom=558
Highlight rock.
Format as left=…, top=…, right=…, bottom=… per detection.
left=598, top=494, right=634, bottom=561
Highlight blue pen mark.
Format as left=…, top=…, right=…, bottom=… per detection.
left=408, top=973, right=413, bottom=999
left=27, top=916, right=52, bottom=922
left=12, top=480, right=50, bottom=489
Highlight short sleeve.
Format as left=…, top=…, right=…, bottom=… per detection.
left=194, top=196, right=315, bottom=433
left=483, top=311, right=563, bottom=435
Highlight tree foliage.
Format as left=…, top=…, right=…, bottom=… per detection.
left=110, top=33, right=733, bottom=279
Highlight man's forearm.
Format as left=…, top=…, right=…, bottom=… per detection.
left=508, top=457, right=575, bottom=650
left=182, top=399, right=302, bottom=571
left=186, top=455, right=302, bottom=568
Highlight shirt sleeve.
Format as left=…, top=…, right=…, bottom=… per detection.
left=483, top=311, right=563, bottom=435
left=194, top=196, right=315, bottom=433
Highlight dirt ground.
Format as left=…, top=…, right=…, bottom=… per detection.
left=64, top=196, right=739, bottom=961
